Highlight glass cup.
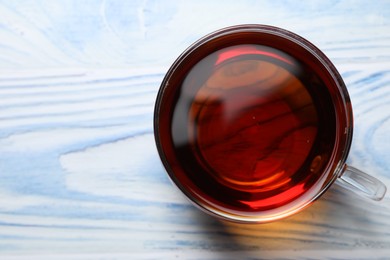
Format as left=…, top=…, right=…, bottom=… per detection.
left=154, top=24, right=387, bottom=223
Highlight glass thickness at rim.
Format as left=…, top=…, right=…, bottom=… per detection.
left=154, top=24, right=354, bottom=223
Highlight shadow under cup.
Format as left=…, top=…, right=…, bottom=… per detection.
left=154, top=25, right=383, bottom=223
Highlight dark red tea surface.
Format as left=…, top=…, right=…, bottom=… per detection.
left=168, top=44, right=336, bottom=214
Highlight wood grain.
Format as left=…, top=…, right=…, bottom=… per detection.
left=0, top=1, right=389, bottom=259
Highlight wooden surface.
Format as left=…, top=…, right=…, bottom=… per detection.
left=0, top=1, right=389, bottom=259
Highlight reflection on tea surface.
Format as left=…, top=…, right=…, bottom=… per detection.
left=171, top=44, right=336, bottom=214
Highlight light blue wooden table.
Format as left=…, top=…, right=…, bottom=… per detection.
left=0, top=1, right=389, bottom=259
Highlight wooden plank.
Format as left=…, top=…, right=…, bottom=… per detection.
left=0, top=1, right=389, bottom=259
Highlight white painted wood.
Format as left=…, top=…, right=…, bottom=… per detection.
left=0, top=1, right=389, bottom=259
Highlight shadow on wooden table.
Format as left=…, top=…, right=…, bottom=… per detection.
left=190, top=184, right=390, bottom=257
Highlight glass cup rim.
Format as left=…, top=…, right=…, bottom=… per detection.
left=154, top=24, right=354, bottom=223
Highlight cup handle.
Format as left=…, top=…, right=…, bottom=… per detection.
left=335, top=165, right=387, bottom=201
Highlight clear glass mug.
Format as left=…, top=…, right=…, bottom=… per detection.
left=154, top=24, right=387, bottom=223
